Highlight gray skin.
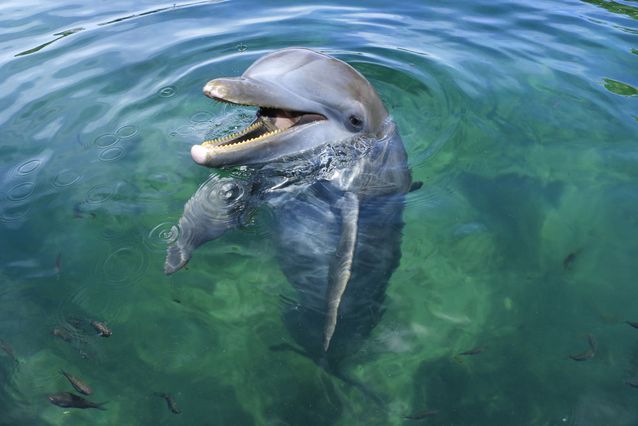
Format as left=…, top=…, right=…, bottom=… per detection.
left=166, top=48, right=411, bottom=374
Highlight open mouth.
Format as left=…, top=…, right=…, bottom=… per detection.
left=201, top=106, right=327, bottom=149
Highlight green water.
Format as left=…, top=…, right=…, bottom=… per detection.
left=1, top=0, right=637, bottom=424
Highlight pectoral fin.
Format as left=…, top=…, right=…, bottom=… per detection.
left=323, top=192, right=359, bottom=351
left=164, top=174, right=254, bottom=275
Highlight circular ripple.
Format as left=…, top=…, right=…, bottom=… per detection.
left=0, top=203, right=31, bottom=223
left=94, top=133, right=118, bottom=148
left=144, top=222, right=179, bottom=252
left=115, top=125, right=137, bottom=139
left=158, top=86, right=176, bottom=97
left=102, top=246, right=148, bottom=285
left=98, top=146, right=125, bottom=162
left=190, top=111, right=213, bottom=123
left=17, top=159, right=41, bottom=175
left=175, top=125, right=194, bottom=136
left=8, top=182, right=35, bottom=201
left=85, top=184, right=114, bottom=205
left=53, top=169, right=81, bottom=187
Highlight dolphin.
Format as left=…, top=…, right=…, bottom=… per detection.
left=166, top=48, right=411, bottom=361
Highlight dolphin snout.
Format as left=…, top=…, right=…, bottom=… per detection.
left=203, top=80, right=228, bottom=99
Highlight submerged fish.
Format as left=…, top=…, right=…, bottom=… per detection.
left=562, top=249, right=582, bottom=270
left=154, top=392, right=181, bottom=414
left=60, top=370, right=92, bottom=395
left=403, top=409, right=439, bottom=420
left=52, top=327, right=74, bottom=342
left=568, top=333, right=597, bottom=361
left=0, top=338, right=18, bottom=364
left=568, top=349, right=595, bottom=361
left=47, top=392, right=106, bottom=410
left=625, top=320, right=638, bottom=329
left=458, top=346, right=485, bottom=356
left=625, top=377, right=638, bottom=388
left=90, top=321, right=112, bottom=337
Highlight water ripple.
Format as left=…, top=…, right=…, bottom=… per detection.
left=85, top=184, right=115, bottom=205
left=94, top=133, right=118, bottom=148
left=158, top=86, right=176, bottom=97
left=144, top=222, right=180, bottom=252
left=7, top=182, right=35, bottom=201
left=190, top=111, right=213, bottom=123
left=115, top=125, right=137, bottom=138
left=98, top=145, right=125, bottom=162
left=101, top=246, right=149, bottom=286
left=16, top=160, right=41, bottom=175
left=52, top=169, right=81, bottom=188
left=0, top=203, right=31, bottom=224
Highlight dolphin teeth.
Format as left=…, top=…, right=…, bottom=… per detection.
left=201, top=120, right=263, bottom=146
left=203, top=127, right=283, bottom=150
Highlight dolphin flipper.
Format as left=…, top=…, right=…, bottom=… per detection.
left=323, top=192, right=359, bottom=351
left=164, top=174, right=254, bottom=275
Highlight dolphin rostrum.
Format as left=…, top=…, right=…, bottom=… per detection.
left=166, top=48, right=411, bottom=358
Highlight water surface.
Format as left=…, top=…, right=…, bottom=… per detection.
left=1, top=0, right=637, bottom=424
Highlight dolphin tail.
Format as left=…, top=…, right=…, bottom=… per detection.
left=324, top=363, right=385, bottom=407
left=323, top=192, right=359, bottom=351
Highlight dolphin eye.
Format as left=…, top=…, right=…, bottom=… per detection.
left=348, top=115, right=363, bottom=129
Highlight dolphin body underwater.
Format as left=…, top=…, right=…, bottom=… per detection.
left=165, top=48, right=412, bottom=375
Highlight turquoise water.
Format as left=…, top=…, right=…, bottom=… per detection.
left=1, top=0, right=638, bottom=424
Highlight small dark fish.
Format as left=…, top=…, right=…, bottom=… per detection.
left=568, top=349, right=594, bottom=361
left=52, top=327, right=74, bottom=343
left=625, top=377, right=638, bottom=388
left=409, top=180, right=424, bottom=192
left=60, top=370, right=92, bottom=395
left=154, top=392, right=181, bottom=414
left=48, top=392, right=106, bottom=410
left=403, top=409, right=439, bottom=420
left=73, top=202, right=97, bottom=219
left=90, top=321, right=112, bottom=337
left=0, top=338, right=18, bottom=364
left=562, top=249, right=582, bottom=270
left=172, top=298, right=182, bottom=304
left=569, top=333, right=597, bottom=361
left=458, top=346, right=485, bottom=356
left=625, top=320, right=638, bottom=329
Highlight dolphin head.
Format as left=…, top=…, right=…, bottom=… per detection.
left=191, top=48, right=389, bottom=167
